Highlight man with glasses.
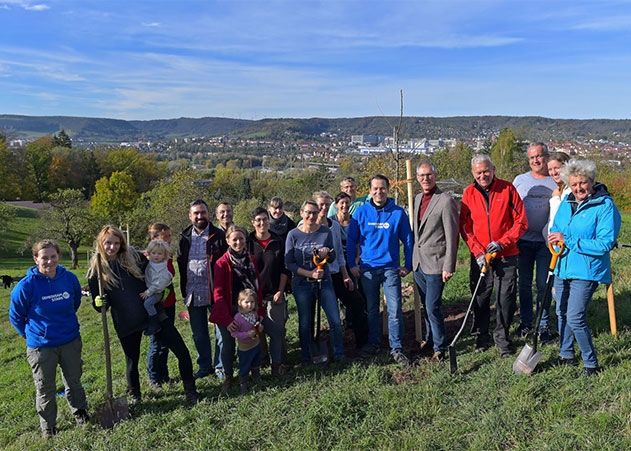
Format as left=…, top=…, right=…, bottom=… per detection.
left=347, top=175, right=413, bottom=365
left=513, top=143, right=558, bottom=342
left=177, top=199, right=227, bottom=379
left=412, top=162, right=459, bottom=362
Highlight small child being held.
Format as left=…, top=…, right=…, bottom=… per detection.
left=230, top=288, right=264, bottom=394
left=140, top=239, right=173, bottom=335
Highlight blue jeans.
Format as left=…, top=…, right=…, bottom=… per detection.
left=518, top=240, right=552, bottom=330
left=213, top=326, right=224, bottom=373
left=292, top=277, right=345, bottom=362
left=554, top=278, right=599, bottom=368
left=187, top=305, right=212, bottom=374
left=360, top=268, right=404, bottom=352
left=147, top=304, right=175, bottom=383
left=413, top=270, right=446, bottom=352
left=237, top=344, right=261, bottom=377
left=217, top=325, right=236, bottom=378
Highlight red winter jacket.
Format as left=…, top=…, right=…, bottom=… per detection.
left=459, top=177, right=528, bottom=258
left=209, top=251, right=264, bottom=328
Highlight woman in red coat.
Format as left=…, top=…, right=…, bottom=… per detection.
left=210, top=225, right=263, bottom=392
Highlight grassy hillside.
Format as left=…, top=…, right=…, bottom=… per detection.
left=0, top=211, right=629, bottom=450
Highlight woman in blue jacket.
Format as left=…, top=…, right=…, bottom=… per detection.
left=9, top=240, right=89, bottom=438
left=548, top=159, right=621, bottom=376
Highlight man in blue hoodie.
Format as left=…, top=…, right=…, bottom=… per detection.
left=347, top=174, right=413, bottom=365
left=9, top=240, right=88, bottom=438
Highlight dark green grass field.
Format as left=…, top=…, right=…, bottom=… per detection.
left=1, top=206, right=630, bottom=450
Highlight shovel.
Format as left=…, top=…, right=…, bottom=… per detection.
left=448, top=252, right=495, bottom=375
left=95, top=254, right=130, bottom=428
left=311, top=251, right=330, bottom=365
left=513, top=242, right=564, bottom=376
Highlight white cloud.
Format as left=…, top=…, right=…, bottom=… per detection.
left=141, top=21, right=161, bottom=28
left=572, top=15, right=631, bottom=31
left=0, top=1, right=49, bottom=11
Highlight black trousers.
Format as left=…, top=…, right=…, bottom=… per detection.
left=469, top=255, right=517, bottom=351
left=118, top=319, right=194, bottom=395
left=331, top=271, right=368, bottom=349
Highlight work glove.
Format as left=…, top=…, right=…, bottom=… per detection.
left=94, top=294, right=109, bottom=310
left=476, top=254, right=486, bottom=269
left=486, top=241, right=503, bottom=254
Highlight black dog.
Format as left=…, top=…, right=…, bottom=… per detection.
left=2, top=275, right=13, bottom=289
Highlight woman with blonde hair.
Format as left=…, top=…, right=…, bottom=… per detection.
left=87, top=225, right=198, bottom=404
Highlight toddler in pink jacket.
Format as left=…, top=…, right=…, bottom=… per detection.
left=230, top=289, right=264, bottom=393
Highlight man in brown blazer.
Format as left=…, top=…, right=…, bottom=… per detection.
left=412, top=162, right=459, bottom=361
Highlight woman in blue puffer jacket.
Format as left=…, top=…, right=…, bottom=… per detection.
left=548, top=159, right=621, bottom=376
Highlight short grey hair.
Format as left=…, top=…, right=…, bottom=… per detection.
left=528, top=142, right=549, bottom=157
left=560, top=159, right=597, bottom=185
left=416, top=161, right=437, bottom=175
left=471, top=154, right=494, bottom=168
left=312, top=191, right=333, bottom=203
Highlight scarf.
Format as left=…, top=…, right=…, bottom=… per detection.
left=228, top=247, right=258, bottom=292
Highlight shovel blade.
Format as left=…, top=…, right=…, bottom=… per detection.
left=96, top=397, right=130, bottom=429
left=448, top=346, right=457, bottom=375
left=512, top=344, right=542, bottom=376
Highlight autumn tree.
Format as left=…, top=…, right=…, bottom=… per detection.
left=41, top=189, right=95, bottom=268
left=433, top=141, right=474, bottom=184
left=25, top=136, right=54, bottom=201
left=91, top=171, right=139, bottom=222
left=95, top=147, right=164, bottom=192
left=490, top=128, right=524, bottom=180
left=0, top=135, right=22, bottom=200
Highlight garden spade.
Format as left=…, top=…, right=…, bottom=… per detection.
left=95, top=254, right=130, bottom=428
left=448, top=253, right=495, bottom=375
left=513, top=243, right=564, bottom=376
left=312, top=250, right=330, bottom=365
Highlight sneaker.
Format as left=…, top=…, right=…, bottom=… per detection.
left=42, top=427, right=57, bottom=438
left=392, top=350, right=410, bottom=367
left=583, top=366, right=600, bottom=377
left=74, top=409, right=90, bottom=425
left=474, top=338, right=491, bottom=353
left=419, top=340, right=434, bottom=355
left=538, top=328, right=558, bottom=345
left=149, top=381, right=163, bottom=392
left=429, top=351, right=445, bottom=363
left=359, top=344, right=379, bottom=358
left=558, top=356, right=577, bottom=366
left=498, top=346, right=515, bottom=358
left=215, top=368, right=226, bottom=381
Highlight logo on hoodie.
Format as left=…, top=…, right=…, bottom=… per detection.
left=42, top=291, right=71, bottom=302
left=368, top=221, right=390, bottom=229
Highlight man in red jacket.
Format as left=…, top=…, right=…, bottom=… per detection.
left=460, top=154, right=528, bottom=357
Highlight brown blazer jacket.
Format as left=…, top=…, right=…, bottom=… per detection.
left=412, top=188, right=459, bottom=275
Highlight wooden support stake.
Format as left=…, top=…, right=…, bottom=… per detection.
left=606, top=283, right=617, bottom=336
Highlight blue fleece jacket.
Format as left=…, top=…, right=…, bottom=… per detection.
left=9, top=265, right=82, bottom=348
left=347, top=198, right=413, bottom=270
left=551, top=183, right=621, bottom=284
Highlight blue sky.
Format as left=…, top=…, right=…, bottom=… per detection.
left=2, top=0, right=631, bottom=120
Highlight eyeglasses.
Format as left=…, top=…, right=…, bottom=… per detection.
left=416, top=173, right=435, bottom=179
left=303, top=210, right=319, bottom=216
left=253, top=217, right=269, bottom=223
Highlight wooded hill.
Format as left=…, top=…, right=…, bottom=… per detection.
left=3, top=114, right=631, bottom=142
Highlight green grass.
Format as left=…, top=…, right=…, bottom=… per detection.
left=0, top=209, right=630, bottom=450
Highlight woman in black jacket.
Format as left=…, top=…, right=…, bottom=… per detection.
left=87, top=225, right=198, bottom=404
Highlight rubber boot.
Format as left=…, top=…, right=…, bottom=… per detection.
left=183, top=379, right=198, bottom=405
left=239, top=376, right=249, bottom=395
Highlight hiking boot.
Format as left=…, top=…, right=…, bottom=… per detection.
left=429, top=351, right=445, bottom=363
left=392, top=350, right=410, bottom=367
left=220, top=376, right=234, bottom=396
left=498, top=346, right=515, bottom=358
left=42, top=427, right=57, bottom=439
left=193, top=368, right=212, bottom=379
left=583, top=366, right=600, bottom=377
left=74, top=409, right=90, bottom=425
left=127, top=388, right=142, bottom=404
left=474, top=337, right=491, bottom=353
left=183, top=379, right=198, bottom=405
left=516, top=324, right=532, bottom=339
left=558, top=356, right=577, bottom=366
left=538, top=328, right=558, bottom=345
